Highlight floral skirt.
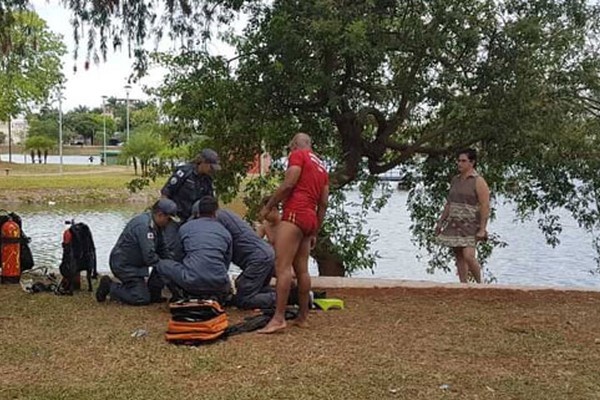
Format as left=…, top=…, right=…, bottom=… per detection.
left=437, top=202, right=479, bottom=248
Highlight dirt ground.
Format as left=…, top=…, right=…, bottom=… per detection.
left=1, top=284, right=599, bottom=399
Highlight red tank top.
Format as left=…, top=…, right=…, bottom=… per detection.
left=284, top=149, right=329, bottom=213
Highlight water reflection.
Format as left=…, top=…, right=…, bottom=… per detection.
left=9, top=191, right=600, bottom=289
left=13, top=204, right=137, bottom=274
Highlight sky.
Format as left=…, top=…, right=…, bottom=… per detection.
left=31, top=1, right=240, bottom=111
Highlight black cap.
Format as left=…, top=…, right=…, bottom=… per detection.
left=191, top=196, right=219, bottom=217
left=195, top=148, right=221, bottom=171
left=155, top=198, right=180, bottom=222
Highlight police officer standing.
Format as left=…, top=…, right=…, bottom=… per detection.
left=161, top=148, right=221, bottom=260
left=95, top=199, right=179, bottom=306
left=161, top=148, right=221, bottom=221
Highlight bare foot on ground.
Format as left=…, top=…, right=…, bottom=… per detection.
left=257, top=320, right=287, bottom=334
left=291, top=319, right=310, bottom=329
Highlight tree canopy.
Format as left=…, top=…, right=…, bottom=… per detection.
left=10, top=0, right=599, bottom=276
left=152, top=0, right=600, bottom=276
left=0, top=9, right=65, bottom=161
left=0, top=10, right=65, bottom=119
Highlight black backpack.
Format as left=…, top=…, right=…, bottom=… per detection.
left=58, top=222, right=97, bottom=294
left=0, top=210, right=35, bottom=274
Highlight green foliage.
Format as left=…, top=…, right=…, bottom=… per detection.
left=0, top=130, right=5, bottom=144
left=148, top=0, right=600, bottom=275
left=131, top=104, right=159, bottom=128
left=25, top=107, right=73, bottom=142
left=120, top=130, right=165, bottom=177
left=27, top=111, right=59, bottom=140
left=52, top=0, right=599, bottom=276
left=64, top=109, right=102, bottom=145
left=152, top=51, right=268, bottom=203
left=0, top=10, right=65, bottom=121
left=242, top=174, right=283, bottom=223
left=24, top=134, right=54, bottom=151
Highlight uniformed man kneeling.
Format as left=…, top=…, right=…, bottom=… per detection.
left=153, top=196, right=233, bottom=303
left=95, top=199, right=178, bottom=305
left=215, top=208, right=276, bottom=310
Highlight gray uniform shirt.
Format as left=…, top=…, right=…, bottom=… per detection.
left=178, top=217, right=233, bottom=294
left=216, top=209, right=274, bottom=268
left=109, top=212, right=168, bottom=280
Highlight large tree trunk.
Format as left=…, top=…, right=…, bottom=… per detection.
left=312, top=235, right=345, bottom=276
left=310, top=110, right=363, bottom=277
left=283, top=109, right=375, bottom=277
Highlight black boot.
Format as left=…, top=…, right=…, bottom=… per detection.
left=95, top=276, right=112, bottom=302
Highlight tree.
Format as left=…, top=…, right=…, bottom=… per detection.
left=64, top=108, right=103, bottom=145
left=89, top=113, right=116, bottom=145
left=22, top=0, right=599, bottom=277
left=0, top=10, right=66, bottom=161
left=26, top=107, right=62, bottom=140
left=154, top=0, right=600, bottom=277
left=131, top=103, right=159, bottom=127
left=120, top=129, right=165, bottom=176
left=24, top=134, right=54, bottom=163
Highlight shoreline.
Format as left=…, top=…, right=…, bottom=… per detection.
left=310, top=276, right=600, bottom=293
left=0, top=187, right=158, bottom=205
left=0, top=163, right=161, bottom=204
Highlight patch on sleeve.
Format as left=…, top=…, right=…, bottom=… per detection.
left=176, top=170, right=185, bottom=177
left=169, top=177, right=178, bottom=185
left=147, top=232, right=154, bottom=240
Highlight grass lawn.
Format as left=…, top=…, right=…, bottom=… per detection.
left=1, top=284, right=599, bottom=399
left=0, top=163, right=162, bottom=203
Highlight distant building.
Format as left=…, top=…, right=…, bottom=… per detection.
left=0, top=118, right=28, bottom=144
left=247, top=153, right=272, bottom=175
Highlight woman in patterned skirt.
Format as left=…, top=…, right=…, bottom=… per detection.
left=435, top=149, right=490, bottom=283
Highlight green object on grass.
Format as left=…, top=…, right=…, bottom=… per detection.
left=313, top=298, right=344, bottom=311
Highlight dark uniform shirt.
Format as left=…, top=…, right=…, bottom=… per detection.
left=161, top=163, right=214, bottom=220
left=178, top=217, right=233, bottom=295
left=109, top=212, right=170, bottom=280
left=216, top=209, right=274, bottom=268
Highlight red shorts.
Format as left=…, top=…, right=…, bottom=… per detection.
left=282, top=208, right=318, bottom=237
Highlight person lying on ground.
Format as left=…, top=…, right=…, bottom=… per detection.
left=95, top=199, right=178, bottom=305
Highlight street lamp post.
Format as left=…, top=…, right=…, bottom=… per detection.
left=58, top=89, right=63, bottom=175
left=102, top=95, right=107, bottom=166
left=124, top=84, right=131, bottom=143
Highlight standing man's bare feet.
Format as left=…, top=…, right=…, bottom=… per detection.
left=257, top=320, right=287, bottom=334
left=292, top=319, right=310, bottom=329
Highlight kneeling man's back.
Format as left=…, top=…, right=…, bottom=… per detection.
left=179, top=217, right=232, bottom=295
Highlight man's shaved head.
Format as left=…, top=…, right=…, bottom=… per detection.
left=290, top=132, right=312, bottom=150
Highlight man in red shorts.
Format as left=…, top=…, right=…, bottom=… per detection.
left=257, top=132, right=329, bottom=334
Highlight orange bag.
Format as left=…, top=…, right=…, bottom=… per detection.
left=165, top=300, right=229, bottom=345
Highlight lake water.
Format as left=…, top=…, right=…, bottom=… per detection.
left=6, top=190, right=599, bottom=289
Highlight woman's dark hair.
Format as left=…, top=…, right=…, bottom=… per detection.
left=457, top=148, right=477, bottom=167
